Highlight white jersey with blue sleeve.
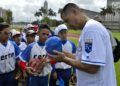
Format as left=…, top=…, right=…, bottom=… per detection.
left=0, top=41, right=20, bottom=74
left=76, top=19, right=116, bottom=86
left=19, top=42, right=52, bottom=76
left=55, top=40, right=76, bottom=69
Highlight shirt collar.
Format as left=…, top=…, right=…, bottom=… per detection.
left=37, top=41, right=45, bottom=46
left=62, top=40, right=67, bottom=45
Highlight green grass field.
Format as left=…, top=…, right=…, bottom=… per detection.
left=68, top=30, right=120, bottom=86
left=68, top=29, right=81, bottom=35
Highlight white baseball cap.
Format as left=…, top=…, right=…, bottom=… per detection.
left=11, top=29, right=20, bottom=37
left=54, top=24, right=68, bottom=35
left=24, top=24, right=34, bottom=30
left=10, top=29, right=16, bottom=33
left=27, top=30, right=36, bottom=34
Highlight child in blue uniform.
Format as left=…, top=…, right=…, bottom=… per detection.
left=18, top=24, right=52, bottom=86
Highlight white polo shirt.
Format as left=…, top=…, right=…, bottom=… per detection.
left=76, top=19, right=116, bottom=86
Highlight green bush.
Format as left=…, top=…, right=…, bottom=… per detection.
left=0, top=17, right=4, bottom=23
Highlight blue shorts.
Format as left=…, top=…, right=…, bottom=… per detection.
left=49, top=68, right=71, bottom=86
left=0, top=71, right=17, bottom=86
left=28, top=75, right=49, bottom=86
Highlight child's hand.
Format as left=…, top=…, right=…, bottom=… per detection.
left=27, top=58, right=48, bottom=75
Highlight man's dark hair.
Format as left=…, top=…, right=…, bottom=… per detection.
left=39, top=23, right=54, bottom=35
left=61, top=3, right=81, bottom=16
left=39, top=24, right=50, bottom=30
left=0, top=24, right=9, bottom=31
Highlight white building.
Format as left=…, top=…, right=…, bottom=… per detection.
left=0, top=7, right=6, bottom=18
left=105, top=0, right=120, bottom=22
left=0, top=8, right=4, bottom=17
left=107, top=0, right=120, bottom=6
left=43, top=0, right=48, bottom=18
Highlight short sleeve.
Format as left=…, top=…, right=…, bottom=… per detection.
left=19, top=43, right=34, bottom=62
left=81, top=31, right=106, bottom=66
left=70, top=41, right=77, bottom=54
left=12, top=41, right=20, bottom=57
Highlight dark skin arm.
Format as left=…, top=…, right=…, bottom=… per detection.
left=63, top=51, right=76, bottom=59
left=53, top=50, right=100, bottom=74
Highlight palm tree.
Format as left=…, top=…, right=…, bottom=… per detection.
left=35, top=6, right=56, bottom=19
left=100, top=8, right=107, bottom=21
left=34, top=11, right=42, bottom=24
left=34, top=11, right=42, bottom=17
left=34, top=7, right=45, bottom=18
left=40, top=7, right=48, bottom=17
left=58, top=8, right=62, bottom=14
left=106, top=6, right=114, bottom=21
left=100, top=6, right=114, bottom=21
left=48, top=8, right=56, bottom=18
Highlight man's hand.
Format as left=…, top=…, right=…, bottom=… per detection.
left=50, top=50, right=66, bottom=62
left=53, top=50, right=99, bottom=74
left=63, top=51, right=75, bottom=59
left=49, top=50, right=75, bottom=62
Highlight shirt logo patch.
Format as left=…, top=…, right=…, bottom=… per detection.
left=85, top=39, right=92, bottom=53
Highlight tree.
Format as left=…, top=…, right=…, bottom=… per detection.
left=6, top=10, right=13, bottom=24
left=58, top=8, right=62, bottom=14
left=34, top=7, right=46, bottom=18
left=100, top=8, right=107, bottom=15
left=48, top=8, right=56, bottom=17
left=100, top=7, right=107, bottom=21
left=41, top=17, right=51, bottom=24
left=106, top=6, right=114, bottom=14
left=31, top=20, right=40, bottom=25
left=100, top=6, right=114, bottom=21
left=106, top=6, right=115, bottom=21
left=34, top=11, right=42, bottom=17
left=34, top=6, right=56, bottom=19
left=41, top=7, right=48, bottom=16
left=0, top=17, right=4, bottom=23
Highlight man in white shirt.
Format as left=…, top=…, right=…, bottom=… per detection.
left=51, top=3, right=117, bottom=86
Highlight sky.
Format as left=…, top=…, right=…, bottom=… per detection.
left=0, top=0, right=107, bottom=22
